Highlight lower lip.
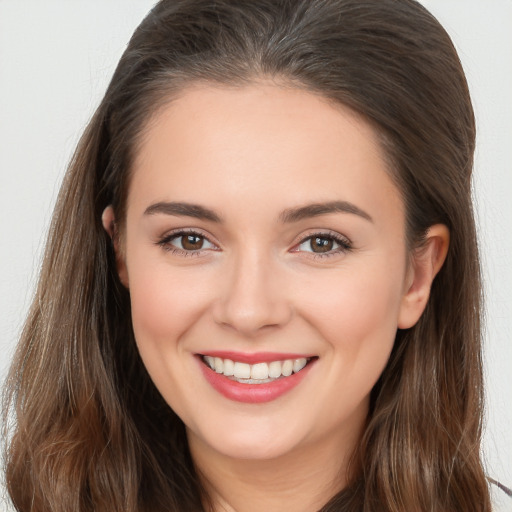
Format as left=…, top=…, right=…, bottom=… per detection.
left=198, top=358, right=315, bottom=404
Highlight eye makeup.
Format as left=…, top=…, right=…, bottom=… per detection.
left=155, top=227, right=353, bottom=260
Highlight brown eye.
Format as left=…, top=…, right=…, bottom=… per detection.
left=181, top=234, right=204, bottom=250
left=160, top=231, right=216, bottom=253
left=296, top=233, right=351, bottom=256
left=310, top=236, right=334, bottom=253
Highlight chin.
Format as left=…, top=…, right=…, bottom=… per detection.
left=189, top=420, right=308, bottom=461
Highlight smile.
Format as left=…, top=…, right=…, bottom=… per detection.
left=198, top=352, right=317, bottom=403
left=202, top=355, right=310, bottom=383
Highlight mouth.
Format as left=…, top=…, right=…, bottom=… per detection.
left=201, top=355, right=314, bottom=384
left=197, top=352, right=317, bottom=403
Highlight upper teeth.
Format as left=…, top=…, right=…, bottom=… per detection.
left=203, top=356, right=308, bottom=381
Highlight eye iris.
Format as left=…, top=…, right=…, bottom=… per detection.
left=311, top=237, right=333, bottom=253
left=182, top=234, right=204, bottom=250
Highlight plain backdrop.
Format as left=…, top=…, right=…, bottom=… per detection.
left=0, top=1, right=511, bottom=510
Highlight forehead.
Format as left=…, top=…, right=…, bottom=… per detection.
left=128, top=83, right=403, bottom=225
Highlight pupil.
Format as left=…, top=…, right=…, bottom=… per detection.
left=182, top=235, right=203, bottom=250
left=311, top=237, right=333, bottom=253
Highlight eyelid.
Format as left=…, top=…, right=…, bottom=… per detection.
left=290, top=229, right=353, bottom=257
left=156, top=227, right=220, bottom=255
left=291, top=229, right=352, bottom=246
left=155, top=227, right=352, bottom=258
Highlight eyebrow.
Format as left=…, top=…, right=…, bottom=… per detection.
left=144, top=202, right=222, bottom=222
left=279, top=201, right=373, bottom=223
left=143, top=199, right=373, bottom=224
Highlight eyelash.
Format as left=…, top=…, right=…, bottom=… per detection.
left=156, top=229, right=217, bottom=257
left=156, top=229, right=352, bottom=259
left=293, top=231, right=353, bottom=259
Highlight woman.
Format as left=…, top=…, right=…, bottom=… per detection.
left=2, top=0, right=505, bottom=510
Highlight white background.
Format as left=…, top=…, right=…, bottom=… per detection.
left=0, top=1, right=510, bottom=510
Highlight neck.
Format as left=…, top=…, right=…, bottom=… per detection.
left=188, top=426, right=362, bottom=512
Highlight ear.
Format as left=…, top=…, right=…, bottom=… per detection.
left=102, top=205, right=129, bottom=288
left=397, top=224, right=449, bottom=329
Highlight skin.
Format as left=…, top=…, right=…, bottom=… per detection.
left=103, top=82, right=448, bottom=512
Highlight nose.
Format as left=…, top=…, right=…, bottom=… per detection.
left=212, top=249, right=293, bottom=336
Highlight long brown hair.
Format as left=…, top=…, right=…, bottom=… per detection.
left=3, top=1, right=491, bottom=510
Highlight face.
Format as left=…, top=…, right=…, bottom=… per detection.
left=116, top=83, right=417, bottom=462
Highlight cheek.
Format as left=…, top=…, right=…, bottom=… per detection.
left=298, top=254, right=405, bottom=367
left=294, top=259, right=405, bottom=431
left=126, top=254, right=213, bottom=352
left=125, top=254, right=217, bottom=423
left=304, top=265, right=403, bottom=332
left=336, top=274, right=400, bottom=340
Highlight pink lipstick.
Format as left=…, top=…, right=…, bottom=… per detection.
left=197, top=352, right=316, bottom=403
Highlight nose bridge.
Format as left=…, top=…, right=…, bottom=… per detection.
left=213, top=244, right=291, bottom=335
